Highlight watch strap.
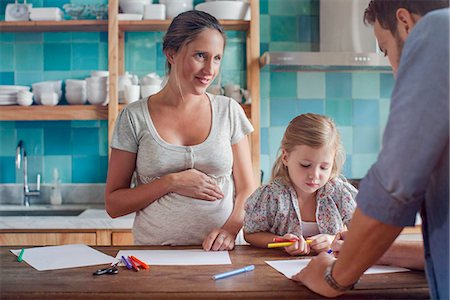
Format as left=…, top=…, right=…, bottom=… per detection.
left=323, top=260, right=358, bottom=292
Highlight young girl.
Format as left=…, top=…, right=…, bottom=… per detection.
left=244, top=113, right=357, bottom=255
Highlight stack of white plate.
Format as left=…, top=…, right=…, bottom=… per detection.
left=86, top=75, right=109, bottom=105
left=30, top=7, right=64, bottom=21
left=0, top=85, right=30, bottom=105
left=65, top=80, right=87, bottom=105
left=32, top=81, right=62, bottom=104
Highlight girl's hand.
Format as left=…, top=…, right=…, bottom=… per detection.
left=307, top=234, right=335, bottom=253
left=170, top=169, right=224, bottom=201
left=330, top=231, right=347, bottom=258
left=202, top=228, right=235, bottom=251
left=282, top=234, right=310, bottom=256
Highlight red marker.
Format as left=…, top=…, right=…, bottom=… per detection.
left=128, top=255, right=139, bottom=271
left=273, top=237, right=298, bottom=243
left=130, top=255, right=149, bottom=270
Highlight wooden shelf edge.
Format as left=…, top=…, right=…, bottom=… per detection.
left=0, top=105, right=108, bottom=120
left=118, top=19, right=249, bottom=31
left=0, top=20, right=108, bottom=32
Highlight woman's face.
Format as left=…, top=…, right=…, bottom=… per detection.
left=170, top=29, right=224, bottom=96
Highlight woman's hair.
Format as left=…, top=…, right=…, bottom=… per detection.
left=363, top=0, right=449, bottom=34
left=162, top=10, right=226, bottom=72
left=271, top=113, right=345, bottom=182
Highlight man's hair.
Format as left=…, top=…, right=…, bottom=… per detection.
left=364, top=0, right=449, bottom=33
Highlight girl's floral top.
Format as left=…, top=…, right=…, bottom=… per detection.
left=244, top=177, right=357, bottom=237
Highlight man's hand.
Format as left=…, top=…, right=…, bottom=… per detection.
left=291, top=252, right=343, bottom=298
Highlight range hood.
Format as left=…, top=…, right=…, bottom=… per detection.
left=260, top=0, right=392, bottom=72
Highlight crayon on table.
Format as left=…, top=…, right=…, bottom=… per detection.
left=121, top=256, right=132, bottom=269
left=212, top=265, right=255, bottom=280
left=273, top=237, right=297, bottom=243
left=17, top=248, right=25, bottom=262
left=267, top=242, right=295, bottom=248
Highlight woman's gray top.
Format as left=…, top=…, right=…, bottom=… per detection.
left=111, top=93, right=253, bottom=245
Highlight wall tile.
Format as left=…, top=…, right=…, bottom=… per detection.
left=44, top=125, right=71, bottom=155
left=297, top=72, right=324, bottom=99
left=269, top=0, right=301, bottom=16
left=44, top=32, right=71, bottom=42
left=351, top=153, right=378, bottom=178
left=260, top=15, right=270, bottom=43
left=326, top=73, right=352, bottom=98
left=260, top=154, right=271, bottom=183
left=44, top=43, right=71, bottom=71
left=268, top=126, right=286, bottom=158
left=270, top=16, right=297, bottom=42
left=352, top=73, right=380, bottom=99
left=0, top=126, right=16, bottom=156
left=297, top=99, right=324, bottom=115
left=72, top=155, right=107, bottom=183
left=270, top=72, right=297, bottom=98
left=298, top=15, right=319, bottom=43
left=0, top=44, right=14, bottom=71
left=15, top=43, right=43, bottom=71
left=16, top=128, right=44, bottom=156
left=260, top=127, right=269, bottom=155
left=43, top=155, right=72, bottom=184
left=352, top=99, right=379, bottom=126
left=72, top=127, right=100, bottom=155
left=326, top=98, right=352, bottom=126
left=15, top=33, right=42, bottom=43
left=337, top=126, right=353, bottom=155
left=0, top=72, right=14, bottom=85
left=270, top=99, right=298, bottom=126
left=72, top=43, right=99, bottom=70
left=0, top=156, right=16, bottom=183
left=15, top=71, right=43, bottom=86
left=353, top=127, right=380, bottom=154
left=380, top=73, right=395, bottom=98
left=342, top=154, right=352, bottom=178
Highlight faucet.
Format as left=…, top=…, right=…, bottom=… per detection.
left=16, top=140, right=41, bottom=206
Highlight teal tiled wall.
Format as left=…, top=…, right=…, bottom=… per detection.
left=0, top=0, right=246, bottom=184
left=259, top=0, right=395, bottom=182
left=0, top=0, right=394, bottom=184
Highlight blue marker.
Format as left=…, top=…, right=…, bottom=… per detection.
left=212, top=265, right=255, bottom=280
left=327, top=249, right=333, bottom=254
left=121, top=255, right=133, bottom=269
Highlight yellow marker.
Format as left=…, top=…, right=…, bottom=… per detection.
left=267, top=242, right=295, bottom=248
left=306, top=239, right=312, bottom=244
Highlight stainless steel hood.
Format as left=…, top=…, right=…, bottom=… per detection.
left=260, top=0, right=392, bottom=72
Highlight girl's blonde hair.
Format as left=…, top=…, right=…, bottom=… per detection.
left=271, top=113, right=345, bottom=182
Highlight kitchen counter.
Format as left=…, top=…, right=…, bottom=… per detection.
left=0, top=245, right=429, bottom=299
left=0, top=205, right=134, bottom=230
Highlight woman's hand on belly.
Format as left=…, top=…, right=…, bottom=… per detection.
left=166, top=169, right=224, bottom=201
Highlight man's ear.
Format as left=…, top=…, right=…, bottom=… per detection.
left=396, top=8, right=418, bottom=38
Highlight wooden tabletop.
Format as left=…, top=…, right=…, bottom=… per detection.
left=0, top=245, right=429, bottom=299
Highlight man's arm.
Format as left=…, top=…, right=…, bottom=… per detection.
left=292, top=208, right=403, bottom=297
left=378, top=240, right=424, bottom=270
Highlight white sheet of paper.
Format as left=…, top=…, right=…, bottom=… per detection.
left=265, top=259, right=409, bottom=279
left=115, top=249, right=231, bottom=265
left=11, top=244, right=114, bottom=271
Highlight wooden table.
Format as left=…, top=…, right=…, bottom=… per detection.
left=0, top=245, right=429, bottom=299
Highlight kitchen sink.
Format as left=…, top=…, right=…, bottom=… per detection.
left=0, top=209, right=85, bottom=217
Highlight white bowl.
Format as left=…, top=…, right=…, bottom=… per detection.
left=160, top=0, right=193, bottom=19
left=90, top=70, right=109, bottom=77
left=118, top=13, right=143, bottom=20
left=120, top=0, right=150, bottom=14
left=195, top=1, right=249, bottom=20
left=143, top=4, right=165, bottom=20
left=66, top=92, right=87, bottom=105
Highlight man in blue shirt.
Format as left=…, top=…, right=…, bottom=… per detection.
left=293, top=1, right=449, bottom=299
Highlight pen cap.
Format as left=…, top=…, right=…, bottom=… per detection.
left=244, top=265, right=255, bottom=271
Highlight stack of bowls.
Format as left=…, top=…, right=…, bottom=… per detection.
left=119, top=0, right=152, bottom=15
left=86, top=72, right=109, bottom=105
left=65, top=80, right=87, bottom=105
left=160, top=0, right=193, bottom=19
left=31, top=81, right=62, bottom=105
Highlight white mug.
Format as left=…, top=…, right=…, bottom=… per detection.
left=124, top=84, right=141, bottom=104
left=141, top=84, right=160, bottom=98
left=40, top=92, right=59, bottom=106
left=224, top=84, right=243, bottom=102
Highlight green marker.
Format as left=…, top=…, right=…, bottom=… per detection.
left=17, top=248, right=25, bottom=262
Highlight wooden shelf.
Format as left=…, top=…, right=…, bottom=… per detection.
left=0, top=105, right=109, bottom=120
left=0, top=104, right=249, bottom=121
left=0, top=20, right=108, bottom=32
left=119, top=19, right=249, bottom=32
left=0, top=19, right=248, bottom=33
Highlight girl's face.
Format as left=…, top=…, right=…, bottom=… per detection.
left=170, top=28, right=224, bottom=95
left=282, top=144, right=335, bottom=198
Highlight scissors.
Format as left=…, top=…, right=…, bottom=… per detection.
left=93, top=264, right=119, bottom=276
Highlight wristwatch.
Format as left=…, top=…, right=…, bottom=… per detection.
left=323, top=261, right=358, bottom=292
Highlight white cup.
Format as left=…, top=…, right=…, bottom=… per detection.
left=143, top=4, right=166, bottom=20
left=224, top=84, right=243, bottom=102
left=40, top=91, right=59, bottom=106
left=17, top=91, right=34, bottom=106
left=141, top=84, right=160, bottom=98
left=124, top=84, right=141, bottom=103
